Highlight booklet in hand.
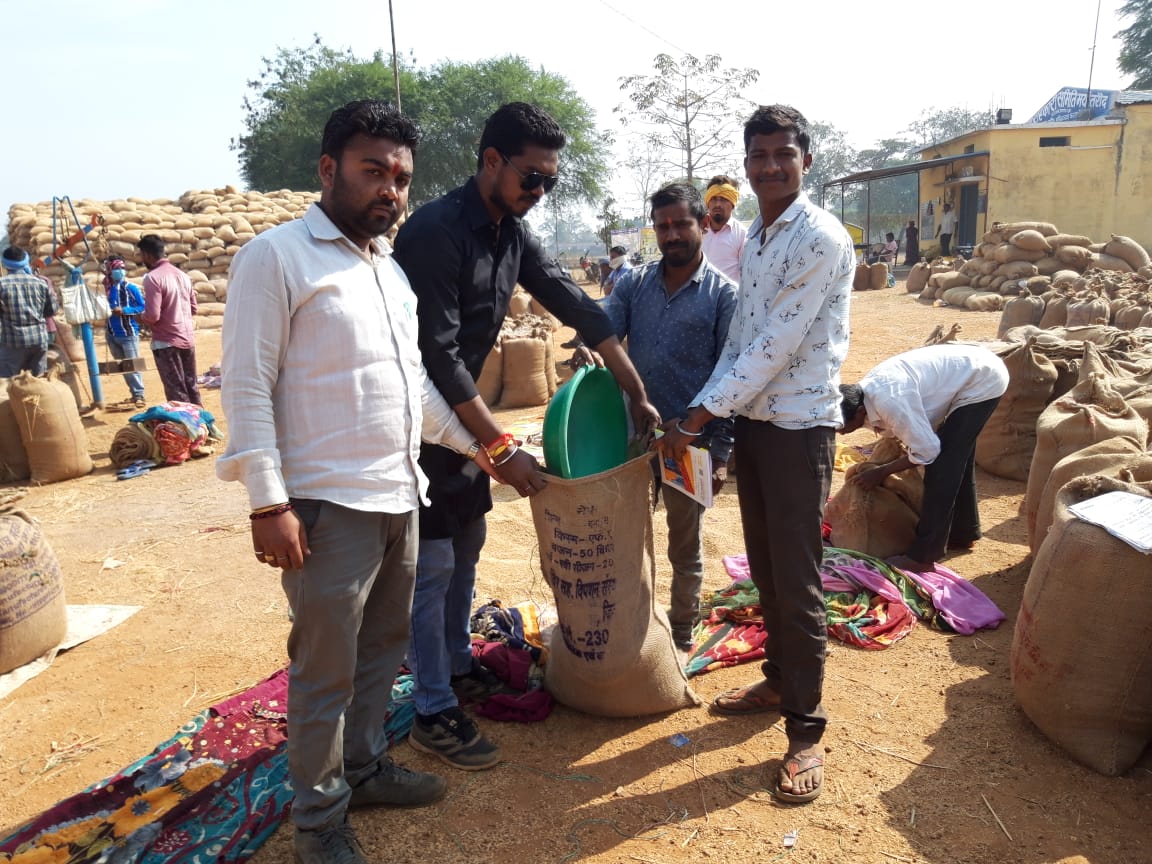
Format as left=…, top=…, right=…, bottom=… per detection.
left=657, top=441, right=713, bottom=508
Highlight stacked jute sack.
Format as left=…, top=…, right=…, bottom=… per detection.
left=995, top=266, right=1152, bottom=338
left=476, top=289, right=562, bottom=410
left=0, top=372, right=93, bottom=485
left=908, top=220, right=1152, bottom=316
left=973, top=324, right=1152, bottom=484
left=6, top=187, right=319, bottom=318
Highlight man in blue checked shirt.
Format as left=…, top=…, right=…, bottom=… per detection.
left=0, top=246, right=58, bottom=378
left=572, top=181, right=736, bottom=651
left=103, top=257, right=147, bottom=407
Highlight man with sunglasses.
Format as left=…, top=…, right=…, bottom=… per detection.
left=393, top=102, right=658, bottom=772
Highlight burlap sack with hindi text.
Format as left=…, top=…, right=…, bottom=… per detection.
left=529, top=455, right=699, bottom=716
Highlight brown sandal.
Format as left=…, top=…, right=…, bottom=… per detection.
left=710, top=680, right=782, bottom=715
left=775, top=753, right=824, bottom=803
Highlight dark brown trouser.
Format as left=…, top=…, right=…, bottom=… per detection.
left=151, top=345, right=201, bottom=405
left=735, top=418, right=834, bottom=745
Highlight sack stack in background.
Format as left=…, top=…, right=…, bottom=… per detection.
left=6, top=188, right=319, bottom=317
left=916, top=221, right=1151, bottom=320
left=478, top=289, right=563, bottom=410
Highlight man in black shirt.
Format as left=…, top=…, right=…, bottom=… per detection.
left=393, top=102, right=658, bottom=771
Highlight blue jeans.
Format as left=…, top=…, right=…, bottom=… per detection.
left=107, top=331, right=144, bottom=399
left=407, top=517, right=487, bottom=715
left=0, top=344, right=47, bottom=378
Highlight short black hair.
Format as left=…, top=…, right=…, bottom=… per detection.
left=477, top=102, right=566, bottom=171
left=706, top=175, right=739, bottom=189
left=839, top=383, right=864, bottom=426
left=744, top=104, right=811, bottom=155
left=320, top=99, right=421, bottom=162
left=609, top=244, right=627, bottom=255
left=137, top=234, right=165, bottom=259
left=649, top=181, right=706, bottom=223
left=886, top=232, right=895, bottom=241
left=2, top=246, right=26, bottom=261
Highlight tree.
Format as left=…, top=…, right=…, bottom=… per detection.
left=1116, top=0, right=1152, bottom=88
left=803, top=120, right=859, bottom=199
left=615, top=54, right=759, bottom=182
left=622, top=139, right=669, bottom=225
left=595, top=196, right=622, bottom=253
left=234, top=40, right=609, bottom=208
left=904, top=106, right=993, bottom=153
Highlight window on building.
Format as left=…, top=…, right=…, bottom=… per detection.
left=963, top=144, right=975, bottom=154
left=1039, top=136, right=1071, bottom=147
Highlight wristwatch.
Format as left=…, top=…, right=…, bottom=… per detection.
left=466, top=441, right=481, bottom=461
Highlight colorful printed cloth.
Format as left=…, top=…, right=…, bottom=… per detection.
left=0, top=668, right=418, bottom=864
left=128, top=402, right=224, bottom=465
left=683, top=547, right=1004, bottom=677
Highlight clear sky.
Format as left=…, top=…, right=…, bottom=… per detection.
left=0, top=0, right=1132, bottom=225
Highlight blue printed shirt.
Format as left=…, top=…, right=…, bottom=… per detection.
left=601, top=257, right=737, bottom=462
left=105, top=280, right=146, bottom=339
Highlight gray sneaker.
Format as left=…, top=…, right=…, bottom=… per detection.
left=348, top=757, right=447, bottom=808
left=408, top=707, right=501, bottom=771
left=294, top=817, right=366, bottom=864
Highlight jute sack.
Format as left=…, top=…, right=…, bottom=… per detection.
left=868, top=262, right=888, bottom=291
left=974, top=339, right=1058, bottom=481
left=1030, top=437, right=1152, bottom=553
left=476, top=342, right=503, bottom=405
left=1103, top=234, right=1151, bottom=271
left=0, top=499, right=67, bottom=675
left=499, top=337, right=550, bottom=409
left=508, top=292, right=533, bottom=316
left=825, top=438, right=923, bottom=559
left=0, top=380, right=31, bottom=483
left=1011, top=475, right=1152, bottom=776
left=852, top=263, right=870, bottom=292
left=1037, top=294, right=1068, bottom=329
left=1024, top=374, right=1148, bottom=548
left=8, top=372, right=93, bottom=484
left=530, top=456, right=700, bottom=716
left=997, top=291, right=1044, bottom=338
left=906, top=262, right=931, bottom=295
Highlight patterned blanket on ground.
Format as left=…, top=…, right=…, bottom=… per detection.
left=0, top=670, right=416, bottom=864
left=683, top=547, right=1005, bottom=677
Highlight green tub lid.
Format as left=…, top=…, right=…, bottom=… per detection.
left=542, top=365, right=629, bottom=478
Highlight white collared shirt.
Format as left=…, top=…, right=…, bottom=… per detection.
left=694, top=193, right=854, bottom=429
left=862, top=344, right=1010, bottom=465
left=216, top=204, right=473, bottom=512
left=702, top=218, right=747, bottom=283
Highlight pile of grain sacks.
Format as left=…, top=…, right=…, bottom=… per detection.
left=475, top=289, right=563, bottom=410
left=5, top=187, right=319, bottom=317
left=907, top=221, right=1151, bottom=316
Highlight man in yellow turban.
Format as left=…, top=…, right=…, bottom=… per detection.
left=701, top=176, right=747, bottom=283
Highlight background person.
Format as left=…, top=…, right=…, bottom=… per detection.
left=573, top=181, right=736, bottom=651
left=838, top=343, right=1009, bottom=573
left=0, top=245, right=58, bottom=378
left=903, top=219, right=920, bottom=265
left=603, top=244, right=632, bottom=296
left=137, top=234, right=200, bottom=405
left=935, top=202, right=956, bottom=256
left=103, top=256, right=147, bottom=407
left=701, top=175, right=747, bottom=282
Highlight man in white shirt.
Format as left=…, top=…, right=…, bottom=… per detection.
left=936, top=202, right=957, bottom=256
left=217, top=100, right=492, bottom=864
left=838, top=344, right=1009, bottom=573
left=659, top=105, right=854, bottom=806
left=700, top=175, right=747, bottom=282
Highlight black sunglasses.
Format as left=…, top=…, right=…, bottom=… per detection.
left=498, top=151, right=559, bottom=193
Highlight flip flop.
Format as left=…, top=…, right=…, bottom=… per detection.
left=774, top=753, right=824, bottom=804
left=116, top=460, right=152, bottom=481
left=710, top=680, right=782, bottom=716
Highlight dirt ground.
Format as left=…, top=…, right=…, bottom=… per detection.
left=2, top=283, right=1149, bottom=864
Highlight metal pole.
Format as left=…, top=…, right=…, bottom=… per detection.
left=388, top=0, right=401, bottom=110
left=1085, top=0, right=1102, bottom=119
left=67, top=267, right=103, bottom=408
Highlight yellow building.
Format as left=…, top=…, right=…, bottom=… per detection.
left=824, top=90, right=1151, bottom=258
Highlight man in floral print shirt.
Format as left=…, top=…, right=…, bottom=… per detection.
left=659, top=104, right=853, bottom=805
